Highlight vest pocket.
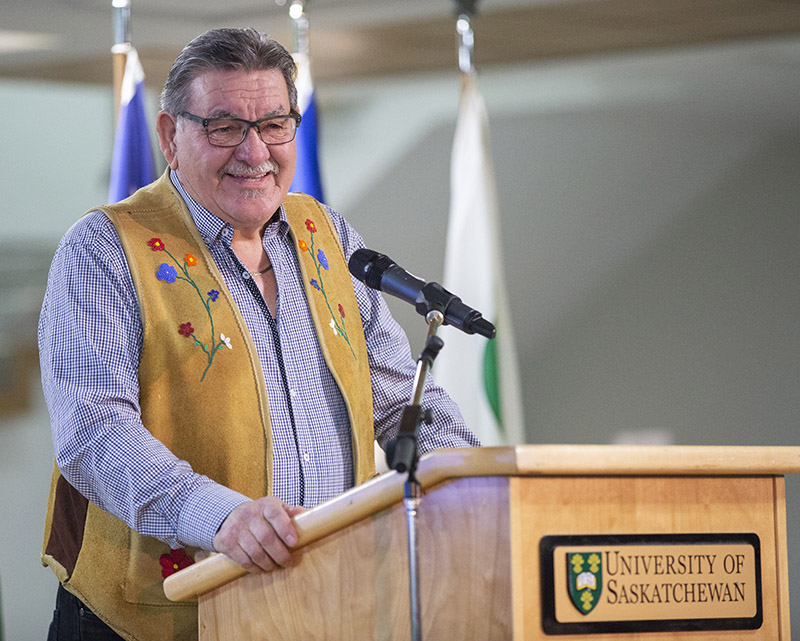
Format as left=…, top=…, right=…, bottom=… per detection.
left=123, top=531, right=197, bottom=605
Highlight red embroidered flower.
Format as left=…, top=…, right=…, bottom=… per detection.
left=184, top=253, right=197, bottom=267
left=338, top=303, right=345, bottom=318
left=298, top=239, right=308, bottom=252
left=178, top=322, right=194, bottom=337
left=305, top=219, right=316, bottom=233
left=159, top=548, right=194, bottom=579
left=148, top=238, right=165, bottom=251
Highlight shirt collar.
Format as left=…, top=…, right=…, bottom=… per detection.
left=169, top=169, right=288, bottom=246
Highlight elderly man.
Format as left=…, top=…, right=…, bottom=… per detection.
left=39, top=27, right=477, bottom=641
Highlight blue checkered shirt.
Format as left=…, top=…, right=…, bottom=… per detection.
left=38, top=171, right=478, bottom=551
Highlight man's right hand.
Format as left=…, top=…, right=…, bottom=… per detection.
left=213, top=497, right=304, bottom=573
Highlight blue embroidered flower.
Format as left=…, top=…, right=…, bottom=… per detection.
left=317, top=249, right=329, bottom=270
left=310, top=278, right=320, bottom=290
left=207, top=289, right=219, bottom=302
left=156, top=263, right=177, bottom=283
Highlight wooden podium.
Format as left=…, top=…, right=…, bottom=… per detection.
left=164, top=445, right=800, bottom=640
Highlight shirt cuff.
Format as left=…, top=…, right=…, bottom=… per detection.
left=176, top=483, right=252, bottom=550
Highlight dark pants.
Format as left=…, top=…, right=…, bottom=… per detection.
left=47, top=585, right=125, bottom=641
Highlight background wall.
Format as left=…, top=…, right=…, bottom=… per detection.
left=0, top=35, right=799, bottom=639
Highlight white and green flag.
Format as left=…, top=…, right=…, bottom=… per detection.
left=436, top=73, right=525, bottom=446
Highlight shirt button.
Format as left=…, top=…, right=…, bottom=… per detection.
left=303, top=452, right=311, bottom=462
left=289, top=388, right=298, bottom=398
left=242, top=271, right=251, bottom=280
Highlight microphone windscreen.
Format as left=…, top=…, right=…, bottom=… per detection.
left=348, top=248, right=394, bottom=290
left=348, top=248, right=377, bottom=282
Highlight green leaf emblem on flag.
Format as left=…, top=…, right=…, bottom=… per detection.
left=567, top=552, right=602, bottom=615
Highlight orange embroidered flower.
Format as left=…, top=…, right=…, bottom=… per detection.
left=184, top=253, right=197, bottom=267
left=159, top=548, right=194, bottom=578
left=298, top=239, right=308, bottom=252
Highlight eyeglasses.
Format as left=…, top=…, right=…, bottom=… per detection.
left=178, top=111, right=302, bottom=147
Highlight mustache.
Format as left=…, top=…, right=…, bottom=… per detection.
left=222, top=161, right=280, bottom=177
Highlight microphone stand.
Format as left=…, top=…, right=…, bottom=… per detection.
left=389, top=309, right=445, bottom=641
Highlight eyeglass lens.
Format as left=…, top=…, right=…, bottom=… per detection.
left=206, top=116, right=297, bottom=146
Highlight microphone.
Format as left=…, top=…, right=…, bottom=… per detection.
left=348, top=248, right=496, bottom=339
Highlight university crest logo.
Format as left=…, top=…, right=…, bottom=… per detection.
left=567, top=552, right=602, bottom=614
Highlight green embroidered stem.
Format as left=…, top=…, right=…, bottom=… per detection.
left=163, top=247, right=226, bottom=381
left=307, top=232, right=356, bottom=359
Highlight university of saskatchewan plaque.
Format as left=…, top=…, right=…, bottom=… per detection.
left=540, top=533, right=762, bottom=635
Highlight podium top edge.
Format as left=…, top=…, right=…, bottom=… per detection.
left=506, top=444, right=800, bottom=476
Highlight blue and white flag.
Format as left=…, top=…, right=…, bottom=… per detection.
left=108, top=47, right=156, bottom=203
left=290, top=52, right=325, bottom=202
left=435, top=73, right=525, bottom=446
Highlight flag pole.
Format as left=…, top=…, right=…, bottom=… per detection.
left=289, top=0, right=309, bottom=57
left=454, top=0, right=477, bottom=76
left=455, top=12, right=475, bottom=76
left=111, top=0, right=131, bottom=125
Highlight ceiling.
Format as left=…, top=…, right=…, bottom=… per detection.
left=2, top=0, right=800, bottom=90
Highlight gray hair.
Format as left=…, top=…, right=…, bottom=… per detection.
left=160, top=28, right=298, bottom=114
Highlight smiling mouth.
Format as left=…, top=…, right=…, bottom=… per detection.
left=224, top=162, right=279, bottom=182
left=230, top=172, right=268, bottom=181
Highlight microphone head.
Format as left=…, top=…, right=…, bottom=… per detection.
left=348, top=248, right=395, bottom=291
left=348, top=248, right=377, bottom=281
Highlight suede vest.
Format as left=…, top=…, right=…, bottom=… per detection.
left=41, top=172, right=374, bottom=641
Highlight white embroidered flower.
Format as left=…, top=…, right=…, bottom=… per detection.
left=220, top=333, right=232, bottom=349
left=329, top=319, right=338, bottom=336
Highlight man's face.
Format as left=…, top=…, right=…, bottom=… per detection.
left=157, top=68, right=296, bottom=235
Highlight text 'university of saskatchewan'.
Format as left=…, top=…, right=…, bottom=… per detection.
left=605, top=550, right=747, bottom=605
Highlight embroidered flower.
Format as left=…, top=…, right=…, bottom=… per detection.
left=310, top=278, right=320, bottom=290
left=159, top=548, right=194, bottom=579
left=150, top=240, right=230, bottom=381
left=338, top=303, right=345, bottom=318
left=329, top=318, right=338, bottom=335
left=220, top=333, right=232, bottom=349
left=298, top=239, right=308, bottom=252
left=317, top=249, right=329, bottom=270
left=305, top=219, right=316, bottom=233
left=156, top=263, right=177, bottom=283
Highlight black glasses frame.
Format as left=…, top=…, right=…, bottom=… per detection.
left=178, top=111, right=302, bottom=147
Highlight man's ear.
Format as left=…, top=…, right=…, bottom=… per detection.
left=156, top=110, right=179, bottom=170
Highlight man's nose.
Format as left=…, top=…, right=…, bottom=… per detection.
left=235, top=125, right=271, bottom=163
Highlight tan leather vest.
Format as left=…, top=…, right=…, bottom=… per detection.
left=42, top=172, right=374, bottom=641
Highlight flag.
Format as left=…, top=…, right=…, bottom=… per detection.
left=435, top=73, right=525, bottom=446
left=108, top=47, right=156, bottom=203
left=290, top=52, right=325, bottom=202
